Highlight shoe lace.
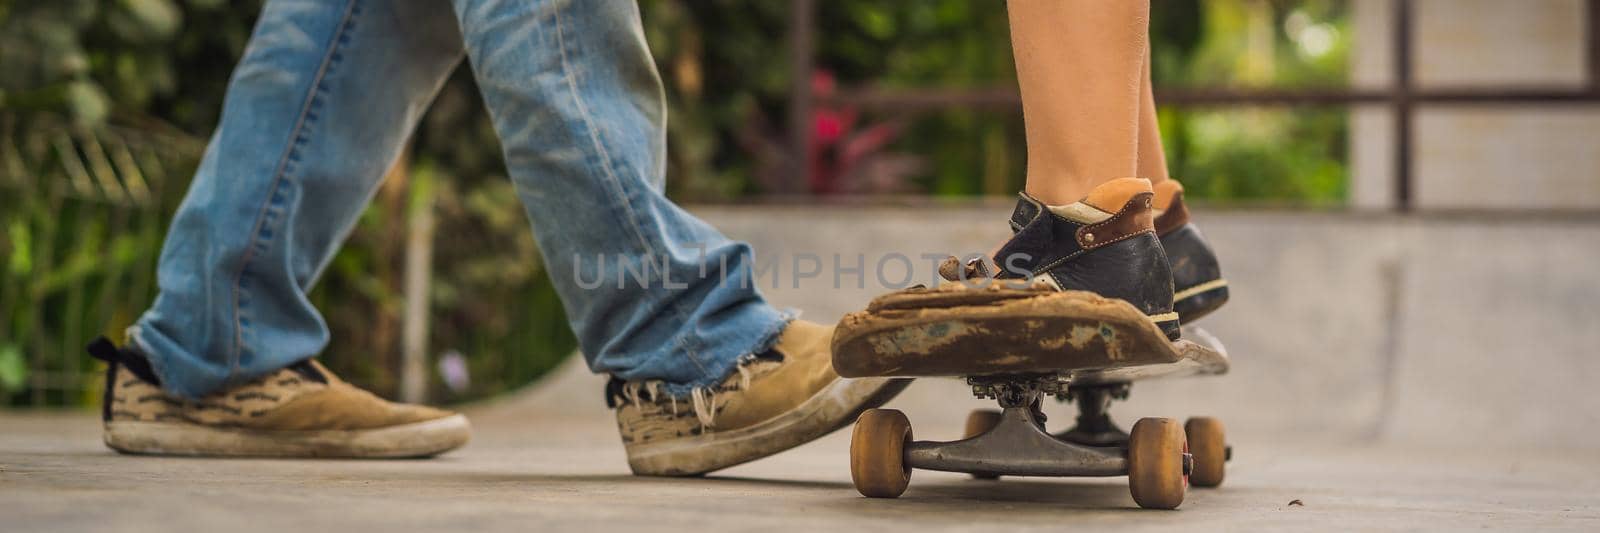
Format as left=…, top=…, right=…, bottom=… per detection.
left=938, top=255, right=992, bottom=282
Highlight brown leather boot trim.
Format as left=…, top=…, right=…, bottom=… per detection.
left=1082, top=178, right=1154, bottom=213
left=1076, top=192, right=1156, bottom=250
left=1153, top=193, right=1191, bottom=236
left=1151, top=179, right=1185, bottom=210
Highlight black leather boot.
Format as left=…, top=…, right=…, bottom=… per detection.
left=987, top=178, right=1181, bottom=340
left=1152, top=180, right=1228, bottom=322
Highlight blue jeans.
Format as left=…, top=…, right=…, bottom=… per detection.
left=129, top=0, right=789, bottom=400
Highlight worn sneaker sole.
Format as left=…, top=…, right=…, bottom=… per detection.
left=1173, top=279, right=1229, bottom=323
left=833, top=286, right=1185, bottom=378
left=104, top=414, right=471, bottom=458
left=626, top=377, right=910, bottom=476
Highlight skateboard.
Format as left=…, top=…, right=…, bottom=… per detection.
left=834, top=286, right=1231, bottom=509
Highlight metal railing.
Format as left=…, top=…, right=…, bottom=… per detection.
left=785, top=0, right=1600, bottom=211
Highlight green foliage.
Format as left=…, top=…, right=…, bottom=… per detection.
left=1157, top=0, right=1350, bottom=204
left=0, top=0, right=256, bottom=129
left=0, top=343, right=26, bottom=391
left=1, top=0, right=265, bottom=405
left=0, top=116, right=193, bottom=405
left=1166, top=108, right=1347, bottom=204
left=645, top=0, right=1351, bottom=204
left=1173, top=0, right=1349, bottom=88
left=1, top=0, right=577, bottom=406
left=642, top=0, right=1028, bottom=197
left=640, top=1, right=790, bottom=198
left=816, top=1, right=1023, bottom=196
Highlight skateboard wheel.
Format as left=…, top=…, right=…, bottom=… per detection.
left=1185, top=417, right=1226, bottom=488
left=963, top=409, right=1003, bottom=439
left=1127, top=417, right=1187, bottom=510
left=851, top=409, right=912, bottom=498
left=963, top=409, right=1004, bottom=480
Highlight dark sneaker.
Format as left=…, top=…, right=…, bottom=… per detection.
left=1152, top=180, right=1229, bottom=322
left=831, top=178, right=1186, bottom=379
left=610, top=320, right=909, bottom=476
left=87, top=338, right=470, bottom=458
left=990, top=178, right=1180, bottom=339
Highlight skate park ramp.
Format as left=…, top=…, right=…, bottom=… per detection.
left=4, top=206, right=1597, bottom=531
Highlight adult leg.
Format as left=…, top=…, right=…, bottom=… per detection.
left=1009, top=0, right=1150, bottom=204
left=449, top=0, right=784, bottom=394
left=448, top=0, right=904, bottom=475
left=129, top=0, right=464, bottom=398
left=98, top=0, right=472, bottom=458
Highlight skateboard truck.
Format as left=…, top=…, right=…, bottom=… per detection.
left=907, top=377, right=1189, bottom=478
left=1055, top=383, right=1232, bottom=461
left=1056, top=384, right=1132, bottom=447
left=968, top=374, right=1070, bottom=403
left=906, top=403, right=1146, bottom=477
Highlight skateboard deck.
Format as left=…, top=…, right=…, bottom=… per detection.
left=832, top=284, right=1229, bottom=380
left=1073, top=326, right=1228, bottom=385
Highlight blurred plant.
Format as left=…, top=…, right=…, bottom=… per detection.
left=0, top=116, right=200, bottom=405
left=642, top=0, right=1023, bottom=197
left=1157, top=0, right=1350, bottom=204
left=639, top=0, right=790, bottom=199
left=815, top=0, right=1025, bottom=196
left=1, top=0, right=577, bottom=406
left=1, top=0, right=216, bottom=405
left=729, top=70, right=920, bottom=195
left=643, top=0, right=1349, bottom=203
left=804, top=72, right=920, bottom=195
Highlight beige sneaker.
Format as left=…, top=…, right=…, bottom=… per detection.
left=88, top=337, right=470, bottom=458
left=610, top=320, right=910, bottom=476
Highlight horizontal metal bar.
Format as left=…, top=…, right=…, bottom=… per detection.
left=684, top=200, right=1600, bottom=221
left=1166, top=88, right=1600, bottom=105
left=825, top=86, right=1600, bottom=110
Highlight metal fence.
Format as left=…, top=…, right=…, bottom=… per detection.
left=785, top=0, right=1600, bottom=212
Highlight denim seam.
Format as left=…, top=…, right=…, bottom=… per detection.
left=672, top=335, right=708, bottom=376
left=226, top=0, right=361, bottom=384
left=551, top=6, right=655, bottom=264
left=551, top=4, right=704, bottom=376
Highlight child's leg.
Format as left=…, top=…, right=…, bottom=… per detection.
left=1136, top=46, right=1172, bottom=185
left=1008, top=0, right=1150, bottom=204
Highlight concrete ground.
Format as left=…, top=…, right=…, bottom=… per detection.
left=4, top=208, right=1598, bottom=531
left=4, top=358, right=1598, bottom=532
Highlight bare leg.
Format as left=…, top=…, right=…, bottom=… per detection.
left=1136, top=46, right=1171, bottom=185
left=1009, top=0, right=1150, bottom=205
